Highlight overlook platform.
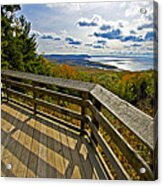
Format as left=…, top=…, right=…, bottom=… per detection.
left=1, top=70, right=157, bottom=180
left=1, top=102, right=106, bottom=179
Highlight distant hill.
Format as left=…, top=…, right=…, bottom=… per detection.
left=43, top=54, right=118, bottom=70
left=44, top=54, right=91, bottom=60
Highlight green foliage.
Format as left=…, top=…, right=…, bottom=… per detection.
left=1, top=5, right=45, bottom=74
left=1, top=5, right=157, bottom=116
left=59, top=67, right=156, bottom=116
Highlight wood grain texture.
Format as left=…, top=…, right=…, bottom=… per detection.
left=2, top=70, right=96, bottom=92
left=1, top=70, right=156, bottom=180
left=1, top=103, right=104, bottom=179
left=90, top=84, right=155, bottom=150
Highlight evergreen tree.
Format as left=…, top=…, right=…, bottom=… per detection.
left=1, top=5, right=39, bottom=72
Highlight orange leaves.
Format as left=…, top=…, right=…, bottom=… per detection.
left=52, top=64, right=77, bottom=79
left=122, top=73, right=137, bottom=83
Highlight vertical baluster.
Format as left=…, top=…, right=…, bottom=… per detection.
left=5, top=76, right=9, bottom=102
left=33, top=82, right=37, bottom=114
left=91, top=98, right=101, bottom=147
left=81, top=91, right=88, bottom=135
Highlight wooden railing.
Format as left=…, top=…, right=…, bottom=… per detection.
left=1, top=70, right=157, bottom=180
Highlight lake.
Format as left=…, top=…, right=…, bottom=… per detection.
left=44, top=54, right=156, bottom=72
left=87, top=55, right=156, bottom=71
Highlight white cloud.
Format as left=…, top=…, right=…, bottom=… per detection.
left=26, top=1, right=155, bottom=55
left=46, top=3, right=82, bottom=11
left=30, top=30, right=42, bottom=37
left=76, top=14, right=103, bottom=27
left=125, top=1, right=153, bottom=17
left=120, top=2, right=126, bottom=8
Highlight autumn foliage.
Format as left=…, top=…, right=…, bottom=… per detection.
left=51, top=64, right=77, bottom=79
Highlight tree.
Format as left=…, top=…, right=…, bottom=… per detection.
left=1, top=5, right=38, bottom=72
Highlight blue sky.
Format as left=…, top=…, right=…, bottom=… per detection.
left=19, top=1, right=157, bottom=55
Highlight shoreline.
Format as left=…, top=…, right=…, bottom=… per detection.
left=44, top=54, right=154, bottom=72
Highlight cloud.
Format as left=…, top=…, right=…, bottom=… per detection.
left=120, top=31, right=156, bottom=43
left=130, top=30, right=137, bottom=34
left=54, top=37, right=61, bottom=41
left=131, top=44, right=142, bottom=47
left=94, top=29, right=122, bottom=40
left=88, top=34, right=94, bottom=37
left=120, top=2, right=126, bottom=8
left=76, top=15, right=101, bottom=27
left=85, top=43, right=93, bottom=47
left=121, top=35, right=144, bottom=42
left=41, top=35, right=54, bottom=39
left=46, top=3, right=81, bottom=11
left=93, top=44, right=104, bottom=49
left=100, top=24, right=111, bottom=31
left=146, top=47, right=153, bottom=51
left=137, top=23, right=153, bottom=30
left=125, top=4, right=140, bottom=17
left=97, top=40, right=107, bottom=45
left=30, top=30, right=41, bottom=37
left=124, top=1, right=151, bottom=17
left=23, top=2, right=155, bottom=56
left=40, top=32, right=61, bottom=40
left=119, top=22, right=124, bottom=28
left=144, top=31, right=155, bottom=41
left=77, top=21, right=97, bottom=27
left=65, top=37, right=82, bottom=45
left=124, top=45, right=130, bottom=49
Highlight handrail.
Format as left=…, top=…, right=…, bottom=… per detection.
left=1, top=70, right=96, bottom=92
left=90, top=85, right=155, bottom=150
left=1, top=70, right=157, bottom=180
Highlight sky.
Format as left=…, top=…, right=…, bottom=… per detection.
left=19, top=0, right=157, bottom=56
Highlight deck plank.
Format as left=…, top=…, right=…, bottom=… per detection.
left=1, top=105, right=19, bottom=153
left=15, top=118, right=35, bottom=177
left=60, top=126, right=97, bottom=179
left=1, top=103, right=107, bottom=179
left=58, top=126, right=79, bottom=179
left=26, top=119, right=40, bottom=178
left=7, top=109, right=30, bottom=177
left=1, top=105, right=25, bottom=177
left=46, top=122, right=57, bottom=178
left=65, top=129, right=85, bottom=179
left=52, top=121, right=67, bottom=178
left=79, top=137, right=97, bottom=179
left=36, top=120, right=48, bottom=178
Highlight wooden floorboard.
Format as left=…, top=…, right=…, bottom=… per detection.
left=16, top=118, right=35, bottom=177
left=37, top=120, right=48, bottom=178
left=60, top=126, right=84, bottom=179
left=46, top=121, right=57, bottom=178
left=52, top=120, right=67, bottom=179
left=80, top=137, right=97, bottom=179
left=8, top=104, right=32, bottom=177
left=1, top=105, right=19, bottom=153
left=1, top=102, right=107, bottom=179
left=1, top=105, right=24, bottom=177
left=26, top=119, right=39, bottom=178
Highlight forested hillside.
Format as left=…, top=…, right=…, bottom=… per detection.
left=1, top=5, right=157, bottom=116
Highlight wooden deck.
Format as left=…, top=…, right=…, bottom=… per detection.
left=1, top=70, right=157, bottom=180
left=1, top=102, right=106, bottom=179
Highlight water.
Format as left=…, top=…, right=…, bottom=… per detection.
left=45, top=54, right=157, bottom=72
left=87, top=55, right=156, bottom=71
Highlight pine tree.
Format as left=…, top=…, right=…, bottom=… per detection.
left=1, top=5, right=39, bottom=72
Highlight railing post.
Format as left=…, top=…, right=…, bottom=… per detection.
left=33, top=82, right=37, bottom=114
left=81, top=91, right=88, bottom=134
left=5, top=76, right=9, bottom=102
left=91, top=98, right=101, bottom=147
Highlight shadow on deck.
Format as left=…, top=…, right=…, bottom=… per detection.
left=1, top=102, right=106, bottom=179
